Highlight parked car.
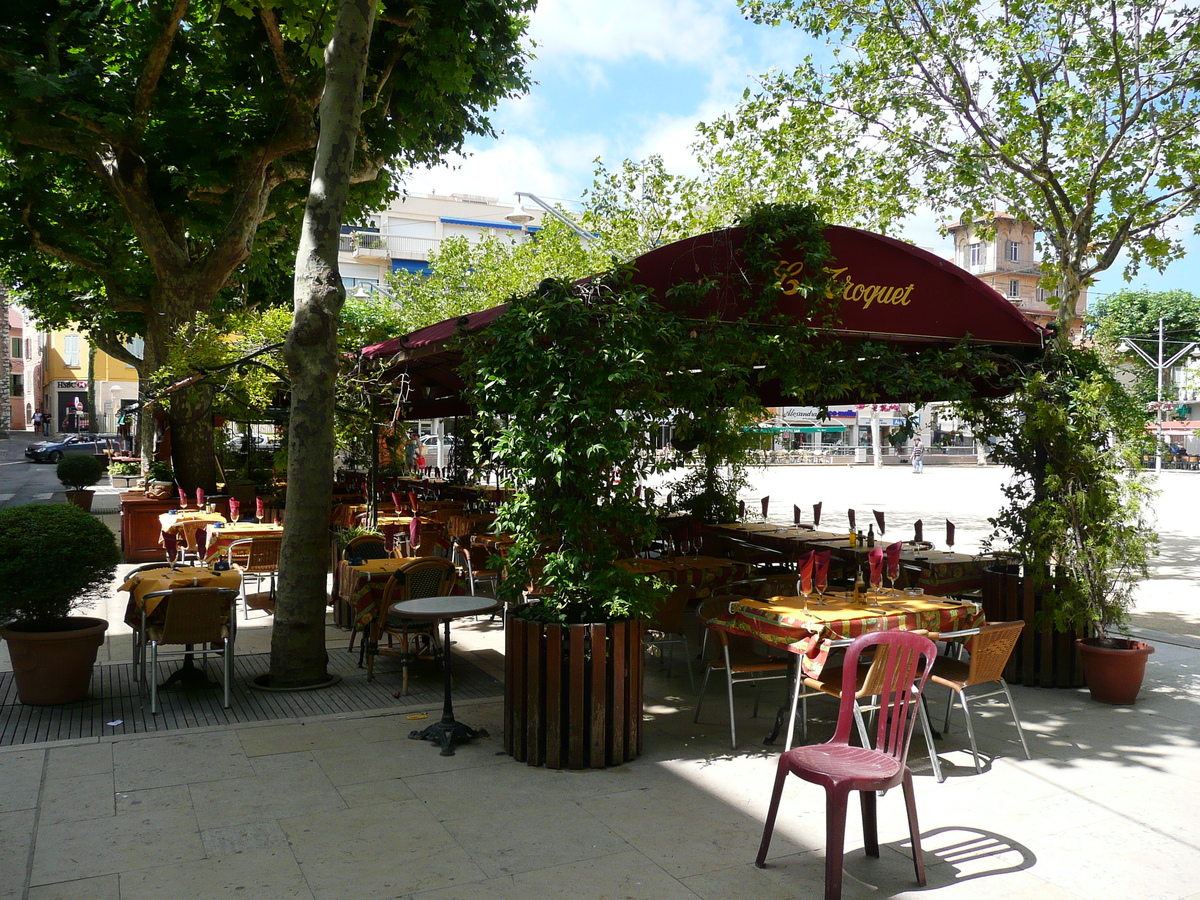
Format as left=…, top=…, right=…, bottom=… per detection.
left=419, top=435, right=456, bottom=453
left=224, top=434, right=281, bottom=453
left=25, top=433, right=119, bottom=463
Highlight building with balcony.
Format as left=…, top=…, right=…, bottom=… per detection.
left=338, top=192, right=545, bottom=297
left=946, top=213, right=1084, bottom=339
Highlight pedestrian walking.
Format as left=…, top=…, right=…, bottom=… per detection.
left=911, top=436, right=925, bottom=474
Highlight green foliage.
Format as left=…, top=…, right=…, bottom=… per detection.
left=56, top=454, right=105, bottom=492
left=463, top=272, right=683, bottom=625
left=1087, top=289, right=1200, bottom=401
left=109, top=460, right=141, bottom=475
left=705, top=0, right=1200, bottom=329
left=0, top=504, right=121, bottom=623
left=956, top=346, right=1156, bottom=638
left=146, top=461, right=174, bottom=483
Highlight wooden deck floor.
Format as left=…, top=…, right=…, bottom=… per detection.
left=0, top=644, right=503, bottom=746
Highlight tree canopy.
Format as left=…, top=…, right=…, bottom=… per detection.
left=702, top=0, right=1200, bottom=335
left=0, top=0, right=532, bottom=485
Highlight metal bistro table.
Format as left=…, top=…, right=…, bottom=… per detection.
left=389, top=594, right=500, bottom=755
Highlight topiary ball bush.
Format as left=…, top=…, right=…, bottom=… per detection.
left=56, top=454, right=106, bottom=492
left=0, top=504, right=121, bottom=624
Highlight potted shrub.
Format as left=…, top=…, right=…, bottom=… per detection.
left=960, top=345, right=1157, bottom=700
left=57, top=453, right=106, bottom=512
left=0, top=504, right=121, bottom=705
left=463, top=273, right=680, bottom=768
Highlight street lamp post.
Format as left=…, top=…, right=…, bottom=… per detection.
left=1119, top=317, right=1200, bottom=472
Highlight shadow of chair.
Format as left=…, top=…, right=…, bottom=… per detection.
left=138, top=587, right=239, bottom=715
left=367, top=556, right=458, bottom=694
left=930, top=620, right=1031, bottom=772
left=756, top=630, right=938, bottom=900
left=694, top=598, right=790, bottom=749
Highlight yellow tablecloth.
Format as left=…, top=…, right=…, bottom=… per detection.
left=119, top=565, right=243, bottom=628
left=204, top=522, right=284, bottom=564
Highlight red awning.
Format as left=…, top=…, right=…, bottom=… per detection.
left=1147, top=420, right=1200, bottom=436
left=360, top=224, right=1046, bottom=417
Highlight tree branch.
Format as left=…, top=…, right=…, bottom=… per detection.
left=132, top=0, right=190, bottom=132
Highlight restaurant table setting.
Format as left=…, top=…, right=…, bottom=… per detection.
left=118, top=564, right=244, bottom=629
left=337, top=557, right=419, bottom=627
left=706, top=588, right=983, bottom=679
left=203, top=521, right=285, bottom=564
left=616, top=555, right=752, bottom=599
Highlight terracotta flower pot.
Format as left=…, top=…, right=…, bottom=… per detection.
left=0, top=617, right=109, bottom=705
left=1076, top=637, right=1155, bottom=705
left=64, top=489, right=95, bottom=512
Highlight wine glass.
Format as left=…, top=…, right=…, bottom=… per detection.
left=693, top=532, right=704, bottom=556
left=869, top=565, right=884, bottom=597
left=814, top=567, right=828, bottom=605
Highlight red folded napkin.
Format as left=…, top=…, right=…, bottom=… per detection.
left=228, top=498, right=241, bottom=522
left=797, top=550, right=814, bottom=595
left=886, top=541, right=902, bottom=581
left=793, top=504, right=801, bottom=526
left=177, top=487, right=188, bottom=508
left=848, top=508, right=856, bottom=531
left=635, top=485, right=642, bottom=499
left=914, top=519, right=923, bottom=543
left=869, top=547, right=884, bottom=586
left=946, top=519, right=955, bottom=548
left=409, top=516, right=421, bottom=551
left=162, top=531, right=178, bottom=561
left=813, top=502, right=822, bottom=527
left=814, top=549, right=831, bottom=593
left=195, top=487, right=205, bottom=508
left=738, top=499, right=745, bottom=519
left=391, top=492, right=405, bottom=512
left=760, top=495, right=769, bottom=518
left=408, top=491, right=420, bottom=515
left=380, top=523, right=400, bottom=552
left=256, top=497, right=265, bottom=520
left=874, top=509, right=886, bottom=535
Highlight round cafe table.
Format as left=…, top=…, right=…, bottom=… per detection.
left=389, top=594, right=500, bottom=755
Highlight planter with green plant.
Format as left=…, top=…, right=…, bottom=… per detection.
left=57, top=453, right=106, bottom=512
left=959, top=345, right=1157, bottom=698
left=144, top=460, right=175, bottom=500
left=0, top=504, right=121, bottom=704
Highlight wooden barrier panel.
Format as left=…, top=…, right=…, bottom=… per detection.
left=982, top=565, right=1086, bottom=688
left=505, top=618, right=644, bottom=768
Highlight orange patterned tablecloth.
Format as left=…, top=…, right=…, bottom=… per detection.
left=203, top=522, right=284, bottom=564
left=337, top=558, right=412, bottom=627
left=708, top=591, right=984, bottom=678
left=118, top=565, right=243, bottom=628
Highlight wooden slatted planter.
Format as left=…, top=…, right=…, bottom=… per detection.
left=505, top=618, right=644, bottom=769
left=981, top=565, right=1086, bottom=688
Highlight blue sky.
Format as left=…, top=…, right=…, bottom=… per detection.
left=407, top=0, right=1199, bottom=308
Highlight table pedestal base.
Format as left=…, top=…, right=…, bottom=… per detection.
left=159, top=647, right=220, bottom=692
left=409, top=716, right=489, bottom=756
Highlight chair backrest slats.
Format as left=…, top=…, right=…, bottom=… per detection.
left=968, top=620, right=1025, bottom=686
left=155, top=588, right=236, bottom=645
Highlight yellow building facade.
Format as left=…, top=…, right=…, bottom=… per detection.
left=34, top=327, right=140, bottom=435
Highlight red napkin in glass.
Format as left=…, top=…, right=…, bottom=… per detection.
left=946, top=520, right=955, bottom=548
left=229, top=498, right=241, bottom=522
left=813, top=502, right=822, bottom=527
left=869, top=547, right=884, bottom=585
left=391, top=492, right=405, bottom=512
left=196, top=529, right=208, bottom=561
left=886, top=541, right=902, bottom=581
left=814, top=549, right=831, bottom=593
left=797, top=550, right=814, bottom=594
left=761, top=496, right=769, bottom=518
left=380, top=523, right=399, bottom=552
left=409, top=516, right=421, bottom=552
left=408, top=491, right=420, bottom=516
left=848, top=508, right=856, bottom=531
left=177, top=487, right=188, bottom=508
left=635, top=485, right=642, bottom=499
left=914, top=519, right=923, bottom=543
left=738, top=499, right=745, bottom=519
left=874, top=509, right=886, bottom=535
left=162, top=531, right=178, bottom=561
left=793, top=504, right=801, bottom=526
left=196, top=487, right=205, bottom=508
left=256, top=497, right=265, bottom=520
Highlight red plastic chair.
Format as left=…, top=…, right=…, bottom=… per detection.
left=755, top=630, right=938, bottom=900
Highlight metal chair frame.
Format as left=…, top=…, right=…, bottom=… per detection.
left=138, top=587, right=239, bottom=714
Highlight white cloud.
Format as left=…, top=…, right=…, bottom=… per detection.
left=530, top=0, right=734, bottom=66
